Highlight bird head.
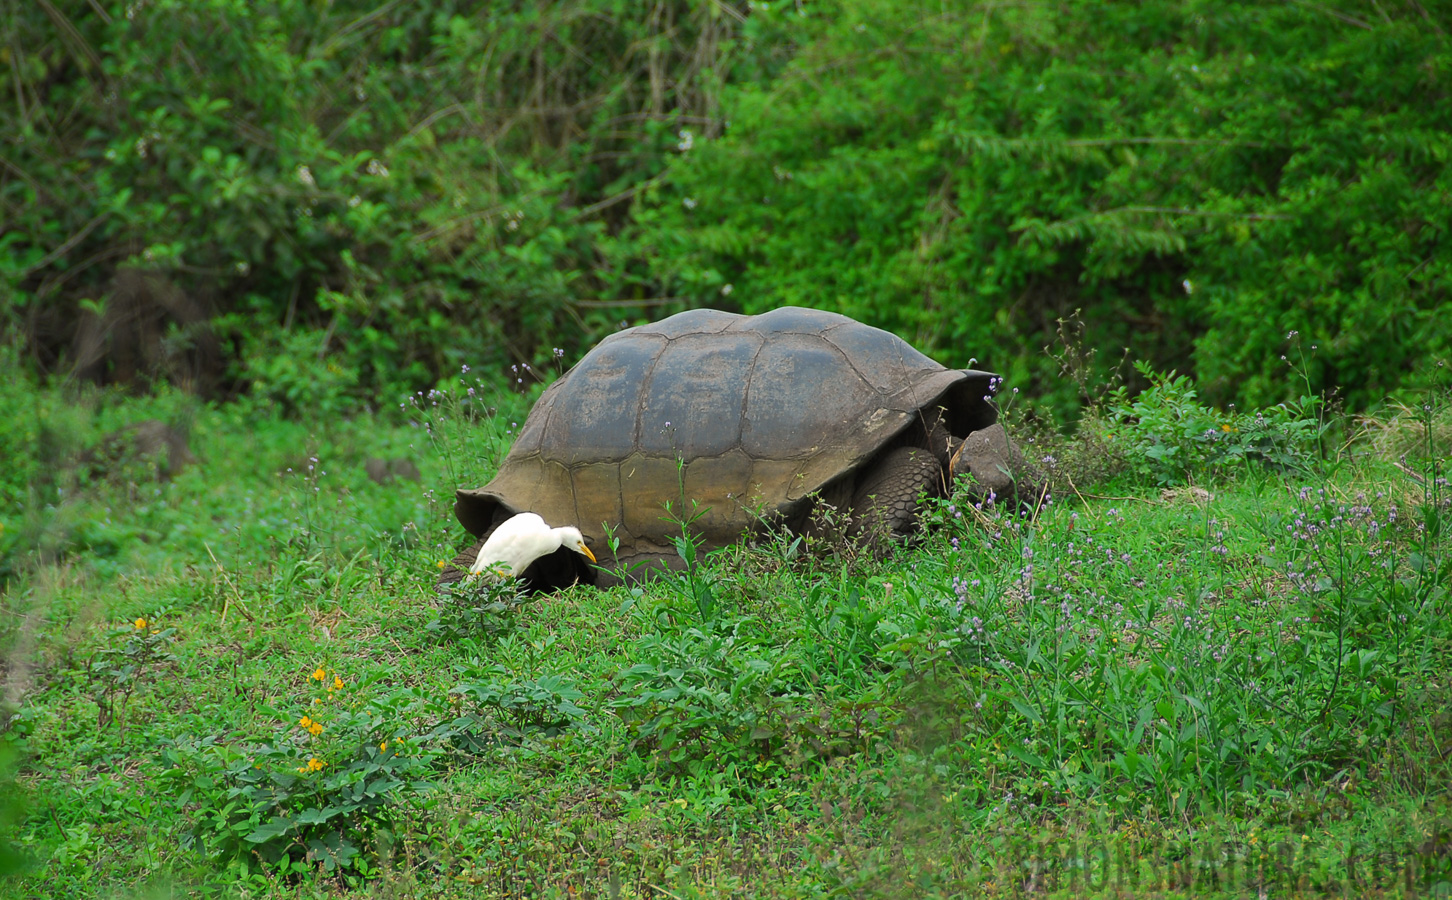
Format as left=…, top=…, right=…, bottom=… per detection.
left=558, top=527, right=597, bottom=563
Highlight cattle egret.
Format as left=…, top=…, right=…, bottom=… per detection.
left=468, top=512, right=597, bottom=580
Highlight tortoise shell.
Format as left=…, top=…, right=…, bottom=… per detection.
left=454, top=306, right=998, bottom=585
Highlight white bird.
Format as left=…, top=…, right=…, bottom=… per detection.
left=468, top=512, right=597, bottom=580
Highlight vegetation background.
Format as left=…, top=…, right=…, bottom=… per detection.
left=1, top=0, right=1450, bottom=897
left=4, top=0, right=1448, bottom=415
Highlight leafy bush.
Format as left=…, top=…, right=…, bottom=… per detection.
left=163, top=668, right=440, bottom=876
left=428, top=577, right=533, bottom=642
left=229, top=326, right=361, bottom=420
left=1, top=0, right=753, bottom=411
left=161, top=660, right=595, bottom=878
left=609, top=638, right=894, bottom=774
left=1107, top=363, right=1323, bottom=485
left=0, top=345, right=42, bottom=513
left=444, top=668, right=588, bottom=748
left=87, top=614, right=177, bottom=733
left=634, top=0, right=1452, bottom=415
left=7, top=1, right=1448, bottom=422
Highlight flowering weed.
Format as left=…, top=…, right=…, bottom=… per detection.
left=161, top=668, right=441, bottom=878
left=87, top=612, right=177, bottom=733
left=1108, top=362, right=1324, bottom=486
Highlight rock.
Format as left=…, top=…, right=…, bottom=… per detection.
left=366, top=457, right=421, bottom=484
left=83, top=419, right=196, bottom=480
left=387, top=458, right=420, bottom=482
left=1161, top=486, right=1213, bottom=505
left=365, top=458, right=390, bottom=484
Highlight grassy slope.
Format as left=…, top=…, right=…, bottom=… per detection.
left=2, top=380, right=1450, bottom=899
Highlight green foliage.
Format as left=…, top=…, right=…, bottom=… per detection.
left=231, top=326, right=362, bottom=420
left=403, top=365, right=536, bottom=493
left=915, top=467, right=1451, bottom=818
left=7, top=0, right=1448, bottom=423
left=636, top=0, right=1452, bottom=415
left=1109, top=366, right=1229, bottom=485
left=163, top=668, right=440, bottom=877
left=0, top=345, right=42, bottom=516
left=87, top=613, right=178, bottom=732
left=428, top=577, right=532, bottom=642
left=0, top=745, right=31, bottom=879
left=1, top=0, right=754, bottom=412
left=4, top=310, right=1452, bottom=896
left=159, top=655, right=591, bottom=880
left=609, top=627, right=895, bottom=775
left=609, top=626, right=786, bottom=767
left=1107, top=363, right=1324, bottom=485
left=446, top=668, right=587, bottom=746
left=662, top=501, right=725, bottom=622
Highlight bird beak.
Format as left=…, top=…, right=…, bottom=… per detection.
left=578, top=541, right=598, bottom=564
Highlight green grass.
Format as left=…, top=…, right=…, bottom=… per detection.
left=2, top=373, right=1450, bottom=898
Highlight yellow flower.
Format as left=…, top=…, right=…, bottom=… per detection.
left=309, top=722, right=323, bottom=736
left=333, top=676, right=344, bottom=691
left=437, top=560, right=447, bottom=569
left=380, top=741, right=388, bottom=752
left=306, top=757, right=324, bottom=772
left=299, top=716, right=313, bottom=728
left=1221, top=424, right=1232, bottom=432
left=134, top=618, right=147, bottom=630
left=311, top=667, right=326, bottom=681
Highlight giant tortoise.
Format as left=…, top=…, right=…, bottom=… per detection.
left=440, top=306, right=1029, bottom=590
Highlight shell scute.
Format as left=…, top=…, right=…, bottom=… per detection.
left=539, top=334, right=666, bottom=463
left=635, top=307, right=738, bottom=338
left=741, top=337, right=875, bottom=460
left=823, top=323, right=939, bottom=397
left=636, top=332, right=760, bottom=458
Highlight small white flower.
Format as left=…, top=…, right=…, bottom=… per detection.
left=683, top=197, right=697, bottom=210
left=720, top=283, right=734, bottom=296
left=1183, top=279, right=1194, bottom=294
left=367, top=159, right=389, bottom=177
left=296, top=165, right=316, bottom=187
left=677, top=129, right=694, bottom=151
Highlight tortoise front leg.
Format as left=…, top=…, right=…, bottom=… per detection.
left=848, top=446, right=942, bottom=545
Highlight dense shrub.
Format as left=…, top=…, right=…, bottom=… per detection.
left=635, top=0, right=1452, bottom=413
left=3, top=0, right=1447, bottom=419
left=1, top=0, right=752, bottom=403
